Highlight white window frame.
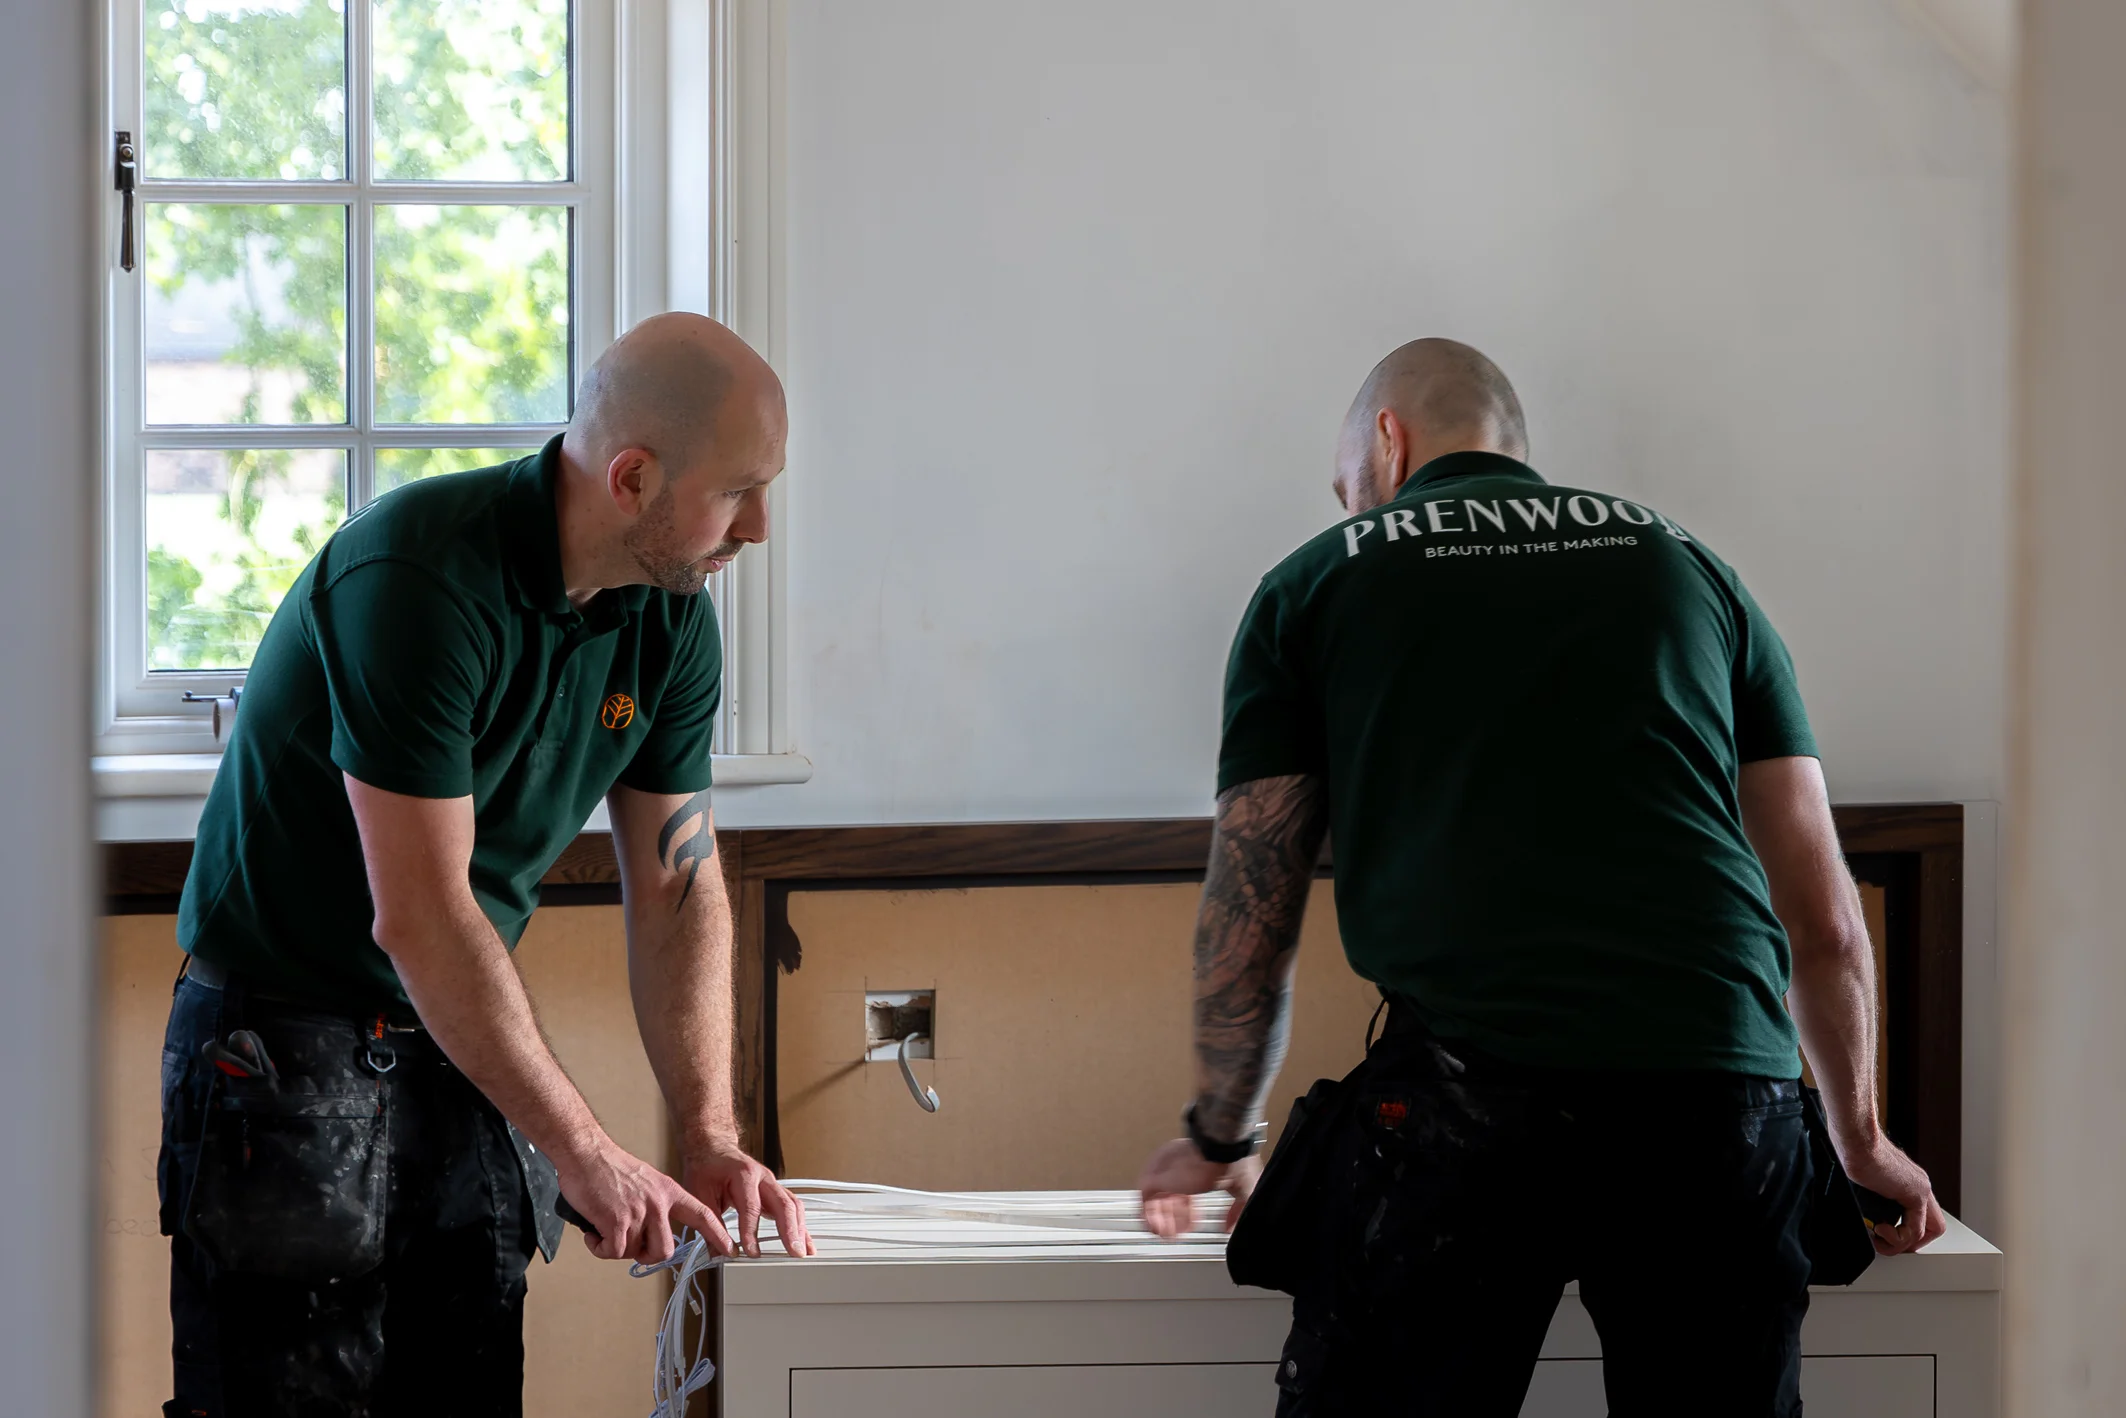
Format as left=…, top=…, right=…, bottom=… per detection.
left=96, top=0, right=803, bottom=796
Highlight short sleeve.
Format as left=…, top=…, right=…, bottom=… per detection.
left=617, top=598, right=722, bottom=794
left=1729, top=576, right=1818, bottom=763
left=1216, top=578, right=1328, bottom=792
left=314, top=560, right=492, bottom=798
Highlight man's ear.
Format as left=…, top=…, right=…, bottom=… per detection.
left=1377, top=409, right=1414, bottom=494
left=605, top=448, right=657, bottom=516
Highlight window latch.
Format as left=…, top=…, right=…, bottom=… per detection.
left=182, top=686, right=242, bottom=742
left=113, top=130, right=137, bottom=273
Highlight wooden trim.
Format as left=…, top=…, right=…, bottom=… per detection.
left=102, top=839, right=194, bottom=903
left=101, top=805, right=1961, bottom=904
left=104, top=803, right=1967, bottom=1211
left=1913, top=840, right=1964, bottom=1213
left=736, top=819, right=1218, bottom=879
left=1830, top=803, right=1963, bottom=854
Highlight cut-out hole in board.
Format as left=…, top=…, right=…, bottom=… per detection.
left=864, top=990, right=935, bottom=1061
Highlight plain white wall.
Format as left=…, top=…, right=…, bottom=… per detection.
left=2006, top=0, right=2126, bottom=1408
left=0, top=0, right=100, bottom=1410
left=723, top=0, right=2010, bottom=830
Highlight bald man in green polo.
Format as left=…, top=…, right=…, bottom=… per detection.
left=1141, top=339, right=1944, bottom=1416
left=160, top=313, right=811, bottom=1416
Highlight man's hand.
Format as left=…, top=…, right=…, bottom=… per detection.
left=554, top=1135, right=723, bottom=1265
left=1837, top=1131, right=1949, bottom=1256
left=1139, top=1138, right=1259, bottom=1240
left=683, top=1142, right=814, bottom=1257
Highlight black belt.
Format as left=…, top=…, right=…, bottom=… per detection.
left=182, top=955, right=428, bottom=1034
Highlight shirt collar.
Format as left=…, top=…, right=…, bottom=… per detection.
left=1395, top=450, right=1547, bottom=498
left=501, top=436, right=572, bottom=616
left=501, top=435, right=653, bottom=628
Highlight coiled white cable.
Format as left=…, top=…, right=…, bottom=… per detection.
left=625, top=1183, right=1222, bottom=1414
left=628, top=1230, right=720, bottom=1418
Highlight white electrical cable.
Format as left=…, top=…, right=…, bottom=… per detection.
left=774, top=1180, right=1232, bottom=1246
left=628, top=1230, right=720, bottom=1418
left=624, top=1184, right=1223, bottom=1413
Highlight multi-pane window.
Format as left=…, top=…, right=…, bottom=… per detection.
left=108, top=0, right=612, bottom=730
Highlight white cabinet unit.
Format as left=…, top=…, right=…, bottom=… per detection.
left=714, top=1191, right=1999, bottom=1418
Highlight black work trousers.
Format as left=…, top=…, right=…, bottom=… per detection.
left=1273, top=1019, right=1814, bottom=1418
left=159, top=971, right=544, bottom=1418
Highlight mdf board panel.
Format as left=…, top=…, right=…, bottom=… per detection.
left=791, top=1363, right=1277, bottom=1417
left=777, top=880, right=1380, bottom=1190
left=97, top=909, right=665, bottom=1418
left=99, top=915, right=186, bottom=1418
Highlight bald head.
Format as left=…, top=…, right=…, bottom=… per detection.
left=556, top=313, right=787, bottom=600
left=568, top=311, right=784, bottom=480
left=1335, top=339, right=1527, bottom=514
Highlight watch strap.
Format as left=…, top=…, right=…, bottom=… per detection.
left=1184, top=1102, right=1259, bottom=1164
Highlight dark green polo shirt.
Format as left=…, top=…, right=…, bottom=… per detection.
left=1219, top=451, right=1815, bottom=1076
left=178, top=438, right=721, bottom=1012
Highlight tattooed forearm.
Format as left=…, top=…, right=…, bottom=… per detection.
left=656, top=788, right=716, bottom=911
left=1191, top=774, right=1329, bottom=1142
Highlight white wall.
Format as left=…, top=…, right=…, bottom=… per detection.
left=0, top=0, right=101, bottom=1411
left=2006, top=0, right=2126, bottom=1409
left=724, top=0, right=2010, bottom=829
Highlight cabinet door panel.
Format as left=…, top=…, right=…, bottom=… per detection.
left=792, top=1363, right=1278, bottom=1418
left=791, top=1354, right=1934, bottom=1418
left=1517, top=1356, right=1934, bottom=1418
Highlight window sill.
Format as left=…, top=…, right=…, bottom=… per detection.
left=92, top=751, right=814, bottom=842
left=93, top=751, right=814, bottom=798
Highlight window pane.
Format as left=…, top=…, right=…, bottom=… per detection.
left=143, top=0, right=347, bottom=181
left=147, top=448, right=346, bottom=671
left=374, top=205, right=570, bottom=424
left=146, top=204, right=348, bottom=426
left=372, top=0, right=569, bottom=182
left=375, top=446, right=534, bottom=493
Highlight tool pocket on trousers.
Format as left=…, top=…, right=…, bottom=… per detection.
left=183, top=1082, right=388, bottom=1283
left=1346, top=1079, right=1529, bottom=1302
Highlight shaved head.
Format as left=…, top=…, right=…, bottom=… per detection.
left=1334, top=339, right=1526, bottom=514
left=569, top=311, right=780, bottom=480
left=557, top=313, right=787, bottom=599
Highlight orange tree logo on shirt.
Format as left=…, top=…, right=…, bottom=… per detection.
left=600, top=693, right=636, bottom=730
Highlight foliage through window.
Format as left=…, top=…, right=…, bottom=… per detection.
left=118, top=0, right=592, bottom=688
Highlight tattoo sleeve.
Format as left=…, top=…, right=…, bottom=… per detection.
left=1192, top=774, right=1330, bottom=1143
left=655, top=788, right=716, bottom=911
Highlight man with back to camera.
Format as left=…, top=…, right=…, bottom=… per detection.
left=159, top=312, right=814, bottom=1417
left=1138, top=339, right=1947, bottom=1415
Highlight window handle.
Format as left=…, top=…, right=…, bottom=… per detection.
left=113, top=131, right=136, bottom=273
left=182, top=686, right=242, bottom=742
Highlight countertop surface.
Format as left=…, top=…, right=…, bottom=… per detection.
left=720, top=1187, right=2001, bottom=1306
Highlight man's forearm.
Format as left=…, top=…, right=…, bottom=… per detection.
left=379, top=892, right=606, bottom=1165
left=1191, top=775, right=1329, bottom=1141
left=1790, top=924, right=1883, bottom=1152
left=624, top=821, right=740, bottom=1155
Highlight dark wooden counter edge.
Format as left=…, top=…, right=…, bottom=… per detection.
left=105, top=804, right=1963, bottom=897
left=102, top=803, right=1965, bottom=1209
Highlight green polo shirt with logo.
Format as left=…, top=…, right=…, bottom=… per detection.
left=1219, top=451, right=1816, bottom=1077
left=178, top=437, right=720, bottom=1013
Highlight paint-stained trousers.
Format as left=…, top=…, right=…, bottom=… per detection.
left=1271, top=1012, right=1815, bottom=1418
left=159, top=970, right=553, bottom=1417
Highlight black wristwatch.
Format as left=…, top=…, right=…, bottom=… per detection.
left=1184, top=1101, right=1264, bottom=1164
